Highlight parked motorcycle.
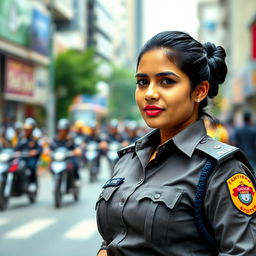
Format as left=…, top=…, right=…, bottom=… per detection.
left=106, top=141, right=121, bottom=175
left=0, top=149, right=37, bottom=210
left=50, top=147, right=79, bottom=208
left=84, top=141, right=100, bottom=183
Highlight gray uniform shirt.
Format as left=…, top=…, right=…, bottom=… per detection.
left=96, top=120, right=256, bottom=256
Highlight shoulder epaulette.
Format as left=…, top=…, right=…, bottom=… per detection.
left=196, top=136, right=239, bottom=164
left=196, top=136, right=253, bottom=170
left=117, top=144, right=135, bottom=158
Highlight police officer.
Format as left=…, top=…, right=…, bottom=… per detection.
left=50, top=118, right=81, bottom=185
left=15, top=118, right=42, bottom=190
left=96, top=31, right=256, bottom=256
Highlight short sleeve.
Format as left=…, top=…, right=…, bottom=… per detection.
left=205, top=158, right=256, bottom=255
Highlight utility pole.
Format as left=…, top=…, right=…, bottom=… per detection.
left=46, top=0, right=56, bottom=137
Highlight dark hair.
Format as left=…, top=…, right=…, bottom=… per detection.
left=243, top=110, right=251, bottom=123
left=136, top=31, right=228, bottom=118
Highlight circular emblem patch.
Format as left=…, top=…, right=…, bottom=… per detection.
left=226, top=173, right=256, bottom=215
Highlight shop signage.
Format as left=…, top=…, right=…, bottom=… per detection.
left=5, top=57, right=34, bottom=98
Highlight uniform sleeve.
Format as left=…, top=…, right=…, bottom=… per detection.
left=205, top=159, right=256, bottom=255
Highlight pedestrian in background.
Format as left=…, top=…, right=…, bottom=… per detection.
left=96, top=31, right=256, bottom=256
left=233, top=110, right=256, bottom=170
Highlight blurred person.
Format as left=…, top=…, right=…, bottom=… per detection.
left=0, top=126, right=12, bottom=149
left=48, top=118, right=81, bottom=185
left=224, top=116, right=236, bottom=145
left=84, top=121, right=103, bottom=182
left=233, top=110, right=256, bottom=169
left=15, top=118, right=42, bottom=189
left=107, top=119, right=123, bottom=142
left=121, top=120, right=140, bottom=147
left=96, top=31, right=256, bottom=256
left=101, top=119, right=124, bottom=174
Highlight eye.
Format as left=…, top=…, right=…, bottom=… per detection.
left=161, top=78, right=176, bottom=85
left=136, top=79, right=149, bottom=87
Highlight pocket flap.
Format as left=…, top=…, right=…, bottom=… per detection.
left=98, top=186, right=119, bottom=202
left=136, top=186, right=183, bottom=209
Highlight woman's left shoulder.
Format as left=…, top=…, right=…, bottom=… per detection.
left=196, top=135, right=252, bottom=171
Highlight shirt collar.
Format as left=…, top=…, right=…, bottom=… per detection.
left=135, top=119, right=207, bottom=157
left=172, top=119, right=207, bottom=157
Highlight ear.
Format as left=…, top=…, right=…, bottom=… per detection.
left=193, top=81, right=209, bottom=103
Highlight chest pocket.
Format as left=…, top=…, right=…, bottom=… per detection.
left=96, top=186, right=120, bottom=240
left=136, top=186, right=183, bottom=244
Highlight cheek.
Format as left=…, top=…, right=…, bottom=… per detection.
left=135, top=89, right=142, bottom=108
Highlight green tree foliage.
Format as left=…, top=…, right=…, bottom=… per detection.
left=54, top=48, right=101, bottom=119
left=107, top=65, right=140, bottom=120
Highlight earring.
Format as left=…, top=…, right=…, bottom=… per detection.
left=196, top=98, right=200, bottom=103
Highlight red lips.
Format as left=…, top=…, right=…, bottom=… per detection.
left=144, top=105, right=164, bottom=116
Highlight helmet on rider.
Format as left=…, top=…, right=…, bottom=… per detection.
left=23, top=117, right=37, bottom=130
left=57, top=118, right=70, bottom=131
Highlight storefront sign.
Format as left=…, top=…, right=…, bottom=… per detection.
left=5, top=57, right=34, bottom=98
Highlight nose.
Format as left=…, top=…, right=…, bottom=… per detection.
left=145, top=83, right=159, bottom=101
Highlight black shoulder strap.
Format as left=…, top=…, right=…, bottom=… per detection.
left=194, top=158, right=218, bottom=250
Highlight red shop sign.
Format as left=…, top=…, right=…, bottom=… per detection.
left=5, top=57, right=34, bottom=97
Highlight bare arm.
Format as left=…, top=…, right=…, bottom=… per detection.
left=96, top=241, right=107, bottom=256
left=97, top=250, right=107, bottom=256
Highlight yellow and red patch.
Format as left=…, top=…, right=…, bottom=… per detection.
left=226, top=173, right=256, bottom=215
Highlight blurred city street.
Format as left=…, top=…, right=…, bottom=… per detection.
left=0, top=159, right=110, bottom=256
left=0, top=0, right=255, bottom=255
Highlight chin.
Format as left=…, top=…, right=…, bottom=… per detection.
left=143, top=119, right=162, bottom=129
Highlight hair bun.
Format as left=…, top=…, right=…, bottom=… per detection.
left=203, top=42, right=225, bottom=60
left=203, top=42, right=227, bottom=98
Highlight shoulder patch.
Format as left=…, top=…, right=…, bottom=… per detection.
left=226, top=173, right=256, bottom=215
left=117, top=144, right=135, bottom=158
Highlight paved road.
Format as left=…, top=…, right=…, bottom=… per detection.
left=0, top=158, right=111, bottom=256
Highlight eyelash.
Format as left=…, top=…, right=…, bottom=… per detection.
left=136, top=78, right=176, bottom=87
left=136, top=79, right=148, bottom=87
left=162, top=78, right=175, bottom=85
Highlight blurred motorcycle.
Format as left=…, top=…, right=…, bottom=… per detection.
left=106, top=141, right=121, bottom=175
left=50, top=147, right=79, bottom=208
left=0, top=149, right=37, bottom=210
left=84, top=141, right=100, bottom=183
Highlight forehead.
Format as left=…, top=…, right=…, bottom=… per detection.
left=137, top=48, right=181, bottom=74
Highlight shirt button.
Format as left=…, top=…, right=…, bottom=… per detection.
left=138, top=178, right=143, bottom=185
left=154, top=193, right=161, bottom=199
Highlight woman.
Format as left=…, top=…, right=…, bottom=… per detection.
left=96, top=31, right=256, bottom=256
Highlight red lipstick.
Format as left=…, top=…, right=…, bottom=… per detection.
left=144, top=105, right=164, bottom=116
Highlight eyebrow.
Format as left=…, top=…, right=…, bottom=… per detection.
left=135, top=71, right=180, bottom=78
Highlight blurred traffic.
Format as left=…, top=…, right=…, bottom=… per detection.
left=0, top=116, right=149, bottom=210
